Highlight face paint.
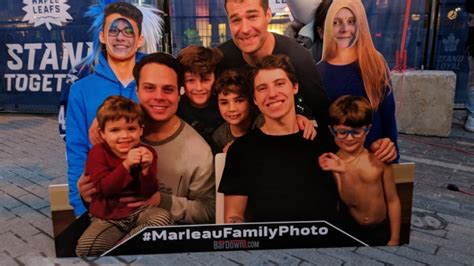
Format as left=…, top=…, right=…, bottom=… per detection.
left=106, top=18, right=137, bottom=59
left=333, top=8, right=358, bottom=49
left=108, top=18, right=135, bottom=38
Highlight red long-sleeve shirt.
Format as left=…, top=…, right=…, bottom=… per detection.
left=85, top=143, right=158, bottom=220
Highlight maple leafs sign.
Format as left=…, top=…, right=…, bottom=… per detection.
left=22, top=0, right=73, bottom=30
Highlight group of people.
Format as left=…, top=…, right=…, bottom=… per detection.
left=61, top=0, right=402, bottom=256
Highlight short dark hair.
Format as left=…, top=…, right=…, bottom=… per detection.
left=96, top=95, right=144, bottom=130
left=177, top=45, right=223, bottom=79
left=133, top=52, right=184, bottom=89
left=214, top=69, right=252, bottom=99
left=104, top=2, right=143, bottom=34
left=328, top=95, right=373, bottom=128
left=313, top=0, right=333, bottom=41
left=249, top=54, right=298, bottom=95
left=224, top=0, right=269, bottom=13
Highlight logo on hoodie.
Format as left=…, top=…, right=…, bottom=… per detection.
left=22, top=0, right=73, bottom=30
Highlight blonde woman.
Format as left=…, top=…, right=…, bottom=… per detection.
left=316, top=0, right=398, bottom=162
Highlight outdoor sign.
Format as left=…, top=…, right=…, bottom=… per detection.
left=433, top=0, right=470, bottom=103
left=50, top=161, right=415, bottom=257
left=0, top=0, right=93, bottom=112
left=1, top=0, right=417, bottom=259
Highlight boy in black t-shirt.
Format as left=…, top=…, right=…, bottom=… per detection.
left=177, top=45, right=224, bottom=149
left=212, top=69, right=258, bottom=153
left=218, top=55, right=337, bottom=223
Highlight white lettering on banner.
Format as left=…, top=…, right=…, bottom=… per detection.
left=147, top=225, right=329, bottom=241
left=40, top=43, right=59, bottom=70
left=437, top=55, right=465, bottom=70
left=23, top=0, right=73, bottom=30
left=62, top=42, right=88, bottom=70
left=4, top=74, right=67, bottom=92
left=6, top=44, right=23, bottom=70
left=25, top=43, right=42, bottom=70
left=7, top=42, right=92, bottom=71
left=4, top=42, right=91, bottom=93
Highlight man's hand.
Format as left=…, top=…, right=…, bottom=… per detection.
left=120, top=191, right=161, bottom=208
left=318, top=152, right=346, bottom=173
left=77, top=173, right=97, bottom=203
left=89, top=118, right=104, bottom=145
left=296, top=114, right=317, bottom=140
left=370, top=138, right=397, bottom=163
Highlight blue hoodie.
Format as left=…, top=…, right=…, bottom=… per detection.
left=66, top=52, right=144, bottom=216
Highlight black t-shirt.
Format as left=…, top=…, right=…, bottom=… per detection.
left=217, top=33, right=334, bottom=148
left=218, top=33, right=329, bottom=121
left=177, top=95, right=223, bottom=152
left=218, top=128, right=338, bottom=222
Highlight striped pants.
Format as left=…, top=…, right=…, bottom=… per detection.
left=76, top=207, right=172, bottom=256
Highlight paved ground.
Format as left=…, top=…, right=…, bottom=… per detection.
left=0, top=111, right=473, bottom=265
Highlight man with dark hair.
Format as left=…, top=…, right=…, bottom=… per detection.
left=218, top=55, right=337, bottom=223
left=66, top=2, right=145, bottom=215
left=80, top=52, right=216, bottom=224
left=219, top=0, right=329, bottom=126
left=131, top=52, right=216, bottom=224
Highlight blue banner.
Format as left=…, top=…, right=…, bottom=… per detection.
left=0, top=0, right=94, bottom=112
left=433, top=0, right=469, bottom=104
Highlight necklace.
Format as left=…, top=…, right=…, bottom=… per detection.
left=338, top=149, right=365, bottom=165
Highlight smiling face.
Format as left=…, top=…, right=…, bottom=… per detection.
left=184, top=72, right=215, bottom=108
left=226, top=0, right=272, bottom=56
left=137, top=63, right=180, bottom=123
left=100, top=118, right=143, bottom=158
left=253, top=68, right=298, bottom=122
left=333, top=8, right=357, bottom=49
left=218, top=91, right=251, bottom=127
left=100, top=14, right=144, bottom=61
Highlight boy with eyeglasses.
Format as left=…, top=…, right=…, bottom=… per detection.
left=319, top=95, right=401, bottom=246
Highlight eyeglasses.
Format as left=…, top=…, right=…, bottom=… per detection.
left=108, top=26, right=135, bottom=38
left=329, top=126, right=369, bottom=140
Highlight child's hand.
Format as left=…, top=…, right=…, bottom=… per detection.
left=318, top=152, right=346, bottom=173
left=139, top=147, right=153, bottom=175
left=123, top=148, right=142, bottom=170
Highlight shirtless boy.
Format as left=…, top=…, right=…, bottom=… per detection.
left=319, top=95, right=401, bottom=246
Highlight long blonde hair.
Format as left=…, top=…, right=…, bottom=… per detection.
left=321, top=0, right=390, bottom=110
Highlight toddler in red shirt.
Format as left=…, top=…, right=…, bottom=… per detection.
left=76, top=96, right=172, bottom=256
